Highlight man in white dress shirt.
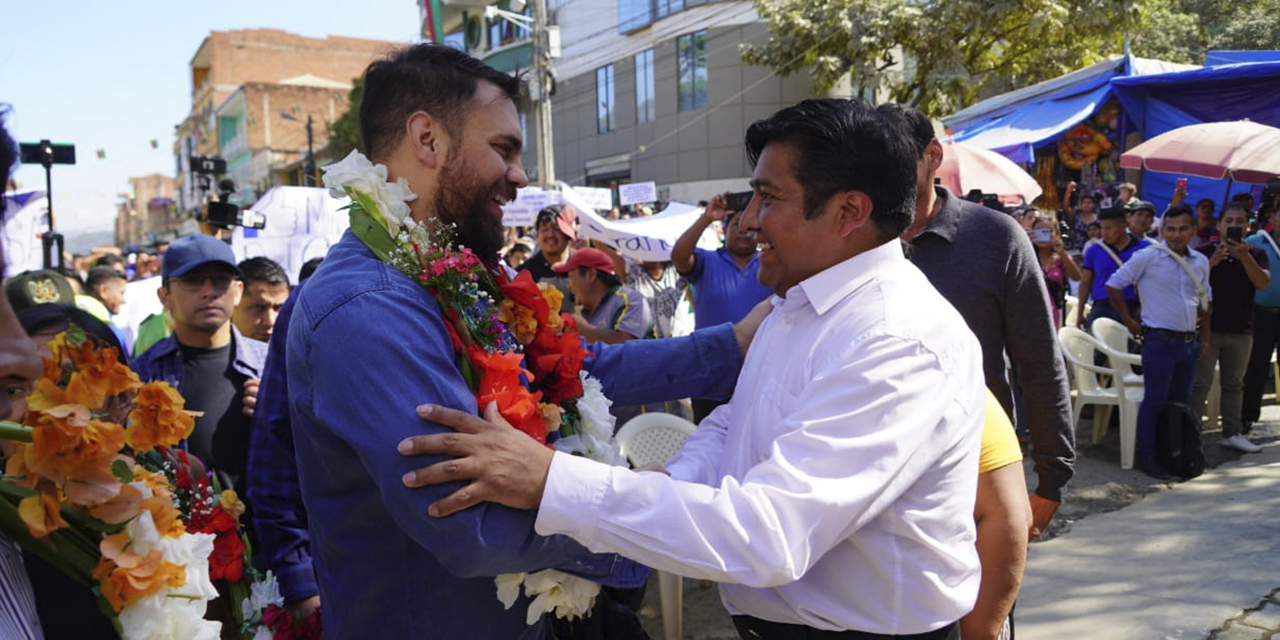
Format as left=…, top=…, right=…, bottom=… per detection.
left=1106, top=204, right=1212, bottom=480
left=398, top=99, right=987, bottom=639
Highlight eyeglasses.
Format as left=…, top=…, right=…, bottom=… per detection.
left=171, top=272, right=236, bottom=292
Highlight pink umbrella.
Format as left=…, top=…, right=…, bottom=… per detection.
left=937, top=140, right=1043, bottom=203
left=1119, top=120, right=1280, bottom=184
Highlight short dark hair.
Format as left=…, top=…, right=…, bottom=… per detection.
left=299, top=257, right=324, bottom=283
left=359, top=43, right=527, bottom=160
left=1233, top=191, right=1254, bottom=203
left=1220, top=203, right=1249, bottom=219
left=1098, top=206, right=1127, bottom=221
left=1196, top=198, right=1215, bottom=210
left=238, top=256, right=289, bottom=288
left=94, top=254, right=126, bottom=269
left=0, top=106, right=15, bottom=185
left=876, top=103, right=935, bottom=160
left=744, top=99, right=917, bottom=237
left=509, top=242, right=531, bottom=254
left=1164, top=204, right=1195, bottom=223
left=576, top=266, right=620, bottom=289
left=85, top=266, right=125, bottom=293
left=535, top=205, right=563, bottom=228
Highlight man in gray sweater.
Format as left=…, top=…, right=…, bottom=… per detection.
left=881, top=104, right=1076, bottom=539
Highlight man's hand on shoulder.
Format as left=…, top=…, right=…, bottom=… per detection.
left=733, top=298, right=775, bottom=356
left=398, top=402, right=554, bottom=516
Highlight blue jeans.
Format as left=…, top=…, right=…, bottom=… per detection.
left=1137, top=331, right=1200, bottom=460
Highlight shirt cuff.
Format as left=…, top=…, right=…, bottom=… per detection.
left=274, top=560, right=319, bottom=604
left=534, top=451, right=611, bottom=541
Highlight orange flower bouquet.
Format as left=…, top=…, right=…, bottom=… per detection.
left=0, top=326, right=262, bottom=639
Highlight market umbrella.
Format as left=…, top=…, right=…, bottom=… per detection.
left=1119, top=120, right=1280, bottom=184
left=937, top=140, right=1043, bottom=203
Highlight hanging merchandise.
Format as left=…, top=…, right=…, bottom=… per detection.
left=1058, top=122, right=1112, bottom=170
left=1034, top=153, right=1058, bottom=210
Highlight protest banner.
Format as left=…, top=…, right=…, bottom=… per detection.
left=559, top=182, right=719, bottom=262
left=230, top=186, right=349, bottom=284
left=618, top=181, right=657, bottom=206
left=1, top=191, right=48, bottom=276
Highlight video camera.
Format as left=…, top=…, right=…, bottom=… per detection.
left=190, top=156, right=266, bottom=230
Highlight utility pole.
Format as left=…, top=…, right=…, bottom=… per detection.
left=305, top=114, right=316, bottom=187
left=531, top=0, right=555, bottom=185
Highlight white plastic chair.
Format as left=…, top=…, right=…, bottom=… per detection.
left=1089, top=318, right=1144, bottom=388
left=615, top=413, right=697, bottom=640
left=1059, top=327, right=1145, bottom=469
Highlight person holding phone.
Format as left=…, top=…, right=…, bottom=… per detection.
left=1191, top=204, right=1270, bottom=453
left=1030, top=211, right=1082, bottom=328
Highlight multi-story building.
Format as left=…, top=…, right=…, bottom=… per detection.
left=175, top=29, right=400, bottom=213
left=427, top=0, right=815, bottom=204
left=114, top=174, right=179, bottom=247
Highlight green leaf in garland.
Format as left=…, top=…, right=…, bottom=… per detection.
left=346, top=190, right=401, bottom=264
left=110, top=459, right=133, bottom=483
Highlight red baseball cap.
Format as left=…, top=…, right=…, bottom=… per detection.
left=551, top=247, right=615, bottom=274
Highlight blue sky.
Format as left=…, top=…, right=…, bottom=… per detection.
left=3, top=0, right=421, bottom=234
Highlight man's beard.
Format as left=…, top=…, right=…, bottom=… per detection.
left=435, top=160, right=513, bottom=261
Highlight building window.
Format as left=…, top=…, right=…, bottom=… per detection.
left=597, top=64, right=616, bottom=133
left=655, top=0, right=684, bottom=18
left=677, top=30, right=707, bottom=112
left=635, top=49, right=656, bottom=123
left=618, top=0, right=698, bottom=33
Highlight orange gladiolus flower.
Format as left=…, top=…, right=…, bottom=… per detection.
left=88, top=483, right=145, bottom=525
left=18, top=493, right=68, bottom=538
left=219, top=490, right=246, bottom=521
left=126, top=382, right=196, bottom=452
left=496, top=299, right=539, bottom=346
left=470, top=349, right=548, bottom=443
left=5, top=445, right=40, bottom=489
left=499, top=270, right=550, bottom=326
left=93, top=532, right=186, bottom=612
left=24, top=407, right=125, bottom=485
left=537, top=284, right=564, bottom=332
left=29, top=339, right=139, bottom=412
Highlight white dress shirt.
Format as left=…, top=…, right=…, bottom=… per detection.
left=1106, top=243, right=1211, bottom=332
left=536, top=240, right=986, bottom=634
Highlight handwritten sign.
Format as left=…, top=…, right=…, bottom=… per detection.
left=1, top=191, right=48, bottom=276
left=230, top=186, right=350, bottom=284
left=559, top=182, right=718, bottom=262
left=618, top=181, right=657, bottom=206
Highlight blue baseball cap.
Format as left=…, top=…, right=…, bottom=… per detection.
left=161, top=234, right=241, bottom=279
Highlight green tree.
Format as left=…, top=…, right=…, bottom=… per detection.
left=1129, top=0, right=1280, bottom=63
left=741, top=0, right=1137, bottom=117
left=327, top=78, right=364, bottom=159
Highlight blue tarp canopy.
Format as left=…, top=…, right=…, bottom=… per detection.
left=1110, top=61, right=1280, bottom=210
left=944, top=56, right=1195, bottom=164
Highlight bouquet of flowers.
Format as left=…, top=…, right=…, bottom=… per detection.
left=324, top=150, right=628, bottom=625
left=0, top=326, right=314, bottom=639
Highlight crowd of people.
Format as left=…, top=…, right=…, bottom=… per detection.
left=0, top=41, right=1274, bottom=640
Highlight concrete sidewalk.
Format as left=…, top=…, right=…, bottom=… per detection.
left=1017, top=441, right=1280, bottom=640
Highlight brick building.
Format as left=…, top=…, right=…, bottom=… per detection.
left=175, top=29, right=402, bottom=213
left=114, top=174, right=179, bottom=247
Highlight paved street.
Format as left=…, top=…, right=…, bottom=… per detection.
left=638, top=406, right=1280, bottom=640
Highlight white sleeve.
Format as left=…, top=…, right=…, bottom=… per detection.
left=664, top=403, right=731, bottom=485
left=1105, top=248, right=1145, bottom=290
left=535, top=335, right=978, bottom=588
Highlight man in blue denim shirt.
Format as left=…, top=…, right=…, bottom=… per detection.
left=134, top=234, right=267, bottom=491
left=288, top=44, right=751, bottom=639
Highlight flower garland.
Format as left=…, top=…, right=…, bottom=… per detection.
left=0, top=326, right=314, bottom=640
left=323, top=151, right=626, bottom=624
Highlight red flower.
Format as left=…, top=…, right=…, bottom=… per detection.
left=208, top=527, right=245, bottom=581
left=470, top=348, right=548, bottom=443
left=498, top=270, right=549, bottom=326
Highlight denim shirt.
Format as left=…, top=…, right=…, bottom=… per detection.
left=134, top=324, right=267, bottom=390
left=288, top=231, right=744, bottom=638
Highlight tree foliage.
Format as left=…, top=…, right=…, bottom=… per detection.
left=1128, top=0, right=1280, bottom=64
left=327, top=78, right=364, bottom=159
left=742, top=0, right=1137, bottom=117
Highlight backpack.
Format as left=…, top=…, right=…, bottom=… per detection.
left=1156, top=402, right=1206, bottom=479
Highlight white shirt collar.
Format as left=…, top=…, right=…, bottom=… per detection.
left=787, top=240, right=905, bottom=317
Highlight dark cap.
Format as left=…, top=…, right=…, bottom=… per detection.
left=4, top=270, right=75, bottom=313
left=162, top=234, right=241, bottom=279
left=536, top=205, right=578, bottom=240
left=1126, top=199, right=1156, bottom=214
left=552, top=248, right=615, bottom=274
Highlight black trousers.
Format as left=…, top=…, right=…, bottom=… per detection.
left=1242, top=306, right=1280, bottom=424
left=731, top=616, right=959, bottom=640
